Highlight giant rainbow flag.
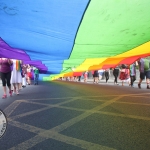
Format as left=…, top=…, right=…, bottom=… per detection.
left=0, top=0, right=150, bottom=80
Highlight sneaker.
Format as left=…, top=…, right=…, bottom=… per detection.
left=2, top=94, right=7, bottom=99
left=9, top=90, right=12, bottom=96
left=16, top=90, right=19, bottom=95
left=147, top=85, right=150, bottom=89
left=138, top=84, right=141, bottom=89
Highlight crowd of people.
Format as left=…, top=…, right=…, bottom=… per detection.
left=0, top=58, right=39, bottom=99
left=1, top=56, right=150, bottom=99
left=61, top=57, right=150, bottom=89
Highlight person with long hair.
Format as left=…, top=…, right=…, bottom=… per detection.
left=10, top=59, right=22, bottom=95
left=0, top=58, right=13, bottom=98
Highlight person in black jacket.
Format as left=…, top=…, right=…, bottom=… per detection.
left=93, top=70, right=99, bottom=84
left=113, top=66, right=120, bottom=85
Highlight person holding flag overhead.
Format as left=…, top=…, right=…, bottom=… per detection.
left=10, top=59, right=22, bottom=95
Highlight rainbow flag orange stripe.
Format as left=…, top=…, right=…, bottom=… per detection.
left=16, top=60, right=21, bottom=71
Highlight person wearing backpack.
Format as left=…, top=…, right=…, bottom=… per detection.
left=137, top=57, right=150, bottom=89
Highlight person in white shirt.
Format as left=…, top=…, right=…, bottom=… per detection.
left=98, top=69, right=104, bottom=81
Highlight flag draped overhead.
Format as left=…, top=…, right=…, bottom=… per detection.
left=0, top=0, right=150, bottom=80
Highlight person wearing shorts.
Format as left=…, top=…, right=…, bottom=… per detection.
left=138, top=58, right=150, bottom=89
left=93, top=70, right=99, bottom=84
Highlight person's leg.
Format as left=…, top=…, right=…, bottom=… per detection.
left=93, top=77, right=95, bottom=83
left=26, top=76, right=28, bottom=85
left=107, top=73, right=109, bottom=83
left=27, top=77, right=29, bottom=84
left=22, top=77, right=26, bottom=87
left=130, top=76, right=133, bottom=86
left=127, top=78, right=130, bottom=86
left=114, top=75, right=116, bottom=84
left=16, top=83, right=20, bottom=94
left=138, top=72, right=144, bottom=89
left=2, top=86, right=7, bottom=98
left=28, top=76, right=31, bottom=85
left=146, top=78, right=150, bottom=89
left=105, top=75, right=107, bottom=83
left=2, top=83, right=7, bottom=98
left=133, top=76, right=136, bottom=82
left=106, top=72, right=109, bottom=83
left=84, top=75, right=86, bottom=82
left=6, top=72, right=12, bottom=96
left=4, top=85, right=7, bottom=93
left=138, top=78, right=142, bottom=88
left=37, top=74, right=39, bottom=84
left=85, top=77, right=87, bottom=82
left=99, top=75, right=102, bottom=80
left=146, top=71, right=150, bottom=89
left=132, top=76, right=136, bottom=87
left=116, top=72, right=119, bottom=85
left=78, top=76, right=81, bottom=82
left=114, top=74, right=118, bottom=84
left=34, top=74, right=37, bottom=84
left=146, top=80, right=150, bottom=88
left=113, top=72, right=115, bottom=84
left=13, top=83, right=16, bottom=94
left=1, top=73, right=7, bottom=97
left=75, top=76, right=77, bottom=82
left=96, top=77, right=99, bottom=83
left=138, top=78, right=142, bottom=84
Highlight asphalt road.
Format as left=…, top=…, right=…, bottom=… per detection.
left=0, top=80, right=150, bottom=150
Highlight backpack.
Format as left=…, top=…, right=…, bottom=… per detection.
left=119, top=69, right=129, bottom=80
left=144, top=59, right=150, bottom=71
